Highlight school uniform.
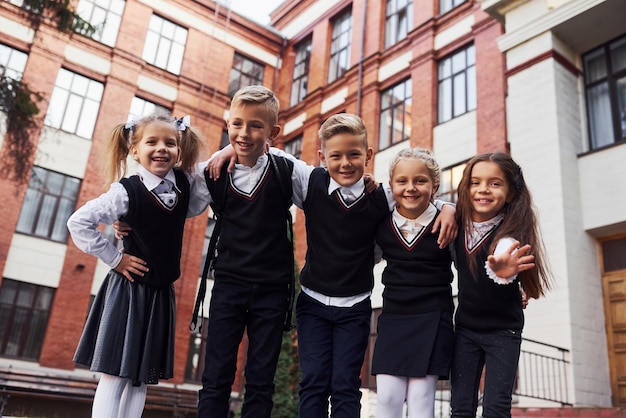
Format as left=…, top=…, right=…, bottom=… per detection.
left=297, top=167, right=389, bottom=418
left=71, top=167, right=191, bottom=386
left=198, top=155, right=294, bottom=418
left=450, top=215, right=524, bottom=418
left=371, top=206, right=454, bottom=380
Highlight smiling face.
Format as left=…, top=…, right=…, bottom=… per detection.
left=228, top=103, right=280, bottom=167
left=319, top=132, right=372, bottom=187
left=131, top=121, right=179, bottom=178
left=390, top=157, right=436, bottom=219
left=469, top=161, right=513, bottom=222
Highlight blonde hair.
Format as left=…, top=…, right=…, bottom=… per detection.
left=389, top=148, right=441, bottom=195
left=318, top=113, right=368, bottom=149
left=103, top=112, right=205, bottom=186
left=231, top=85, right=279, bottom=126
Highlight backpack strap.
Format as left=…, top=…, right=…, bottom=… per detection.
left=189, top=168, right=228, bottom=331
left=268, top=153, right=296, bottom=331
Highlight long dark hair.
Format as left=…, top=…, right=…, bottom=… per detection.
left=455, top=152, right=552, bottom=299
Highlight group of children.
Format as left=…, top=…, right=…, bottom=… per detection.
left=67, top=84, right=552, bottom=418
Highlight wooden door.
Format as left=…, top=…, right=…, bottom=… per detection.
left=601, top=235, right=626, bottom=406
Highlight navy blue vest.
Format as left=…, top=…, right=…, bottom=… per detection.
left=375, top=212, right=454, bottom=314
left=300, top=168, right=390, bottom=296
left=454, top=224, right=524, bottom=332
left=120, top=169, right=190, bottom=287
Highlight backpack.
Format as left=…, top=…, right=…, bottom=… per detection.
left=190, top=153, right=296, bottom=332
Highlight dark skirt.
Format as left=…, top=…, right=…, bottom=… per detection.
left=73, top=270, right=176, bottom=385
left=371, top=310, right=454, bottom=379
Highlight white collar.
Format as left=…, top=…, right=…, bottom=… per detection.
left=471, top=213, right=505, bottom=232
left=234, top=153, right=268, bottom=171
left=327, top=176, right=365, bottom=197
left=136, top=166, right=176, bottom=191
left=392, top=203, right=437, bottom=227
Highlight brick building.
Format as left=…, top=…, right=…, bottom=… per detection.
left=1, top=0, right=626, bottom=417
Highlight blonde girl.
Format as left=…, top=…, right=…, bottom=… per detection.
left=450, top=152, right=552, bottom=418
left=67, top=112, right=207, bottom=418
left=372, top=148, right=455, bottom=418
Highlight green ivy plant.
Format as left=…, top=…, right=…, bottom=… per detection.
left=0, top=0, right=98, bottom=183
left=18, top=0, right=98, bottom=36
left=0, top=74, right=42, bottom=184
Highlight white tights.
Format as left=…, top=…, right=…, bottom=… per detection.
left=376, top=374, right=438, bottom=418
left=92, top=374, right=147, bottom=418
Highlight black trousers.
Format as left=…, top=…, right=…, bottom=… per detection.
left=450, top=326, right=522, bottom=418
left=198, top=278, right=289, bottom=418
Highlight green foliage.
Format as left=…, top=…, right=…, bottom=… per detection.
left=0, top=74, right=42, bottom=183
left=19, top=0, right=98, bottom=36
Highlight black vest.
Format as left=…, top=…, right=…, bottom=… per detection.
left=454, top=224, right=524, bottom=332
left=206, top=158, right=294, bottom=285
left=300, top=168, right=390, bottom=296
left=120, top=169, right=190, bottom=287
left=375, top=212, right=454, bottom=314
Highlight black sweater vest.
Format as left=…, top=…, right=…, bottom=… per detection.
left=454, top=224, right=524, bottom=332
left=375, top=212, right=454, bottom=314
left=207, top=159, right=293, bottom=285
left=120, top=169, right=190, bottom=287
left=300, top=168, right=390, bottom=296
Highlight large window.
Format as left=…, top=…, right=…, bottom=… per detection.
left=77, top=0, right=125, bottom=47
left=440, top=0, right=467, bottom=15
left=291, top=38, right=312, bottom=106
left=44, top=69, right=104, bottom=139
left=438, top=44, right=476, bottom=123
left=228, top=53, right=265, bottom=97
left=0, top=279, right=55, bottom=361
left=0, top=44, right=28, bottom=80
left=328, top=9, right=352, bottom=83
left=379, top=79, right=412, bottom=150
left=285, top=135, right=303, bottom=159
left=583, top=35, right=626, bottom=150
left=439, top=162, right=466, bottom=204
left=16, top=167, right=80, bottom=243
left=128, top=96, right=170, bottom=121
left=385, top=0, right=413, bottom=48
left=142, top=14, right=187, bottom=74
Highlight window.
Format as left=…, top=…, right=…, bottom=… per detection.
left=44, top=68, right=104, bottom=139
left=285, top=135, right=303, bottom=159
left=440, top=0, right=467, bottom=15
left=385, top=0, right=413, bottom=48
left=438, top=44, right=476, bottom=123
left=379, top=79, right=412, bottom=150
left=128, top=96, right=170, bottom=121
left=76, top=0, right=125, bottom=47
left=328, top=9, right=352, bottom=83
left=142, top=14, right=187, bottom=74
left=583, top=34, right=626, bottom=150
left=439, top=162, right=466, bottom=204
left=291, top=38, right=312, bottom=105
left=185, top=316, right=208, bottom=382
left=16, top=167, right=81, bottom=243
left=220, top=130, right=230, bottom=149
left=0, top=279, right=55, bottom=360
left=228, top=53, right=265, bottom=97
left=0, top=44, right=28, bottom=80
left=602, top=236, right=626, bottom=272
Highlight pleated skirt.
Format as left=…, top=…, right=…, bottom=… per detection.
left=73, top=270, right=176, bottom=385
left=371, top=310, right=454, bottom=379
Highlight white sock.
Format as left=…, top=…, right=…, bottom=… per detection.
left=376, top=374, right=407, bottom=418
left=92, top=374, right=127, bottom=418
left=406, top=375, right=438, bottom=418
left=119, top=381, right=147, bottom=418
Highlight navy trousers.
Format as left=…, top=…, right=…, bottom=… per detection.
left=296, top=292, right=371, bottom=418
left=197, top=278, right=289, bottom=418
left=450, top=326, right=522, bottom=418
